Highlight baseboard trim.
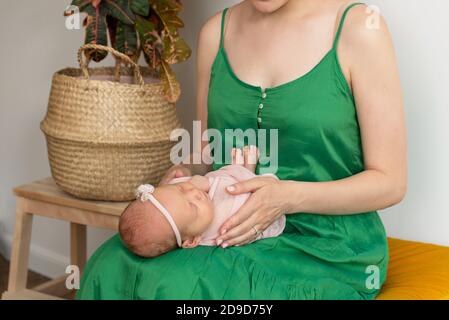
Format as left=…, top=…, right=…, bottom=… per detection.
left=0, top=233, right=69, bottom=279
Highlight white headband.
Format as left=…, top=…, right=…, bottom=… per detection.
left=135, top=184, right=182, bottom=247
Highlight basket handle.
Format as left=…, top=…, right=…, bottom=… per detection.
left=77, top=44, right=145, bottom=86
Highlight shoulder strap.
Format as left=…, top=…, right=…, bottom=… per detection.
left=219, top=8, right=229, bottom=48
left=332, top=2, right=365, bottom=50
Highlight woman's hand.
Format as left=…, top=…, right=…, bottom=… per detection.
left=216, top=177, right=290, bottom=248
left=158, top=165, right=192, bottom=186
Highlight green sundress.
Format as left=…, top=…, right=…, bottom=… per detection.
left=77, top=2, right=388, bottom=300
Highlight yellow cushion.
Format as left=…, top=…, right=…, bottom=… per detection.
left=376, top=238, right=449, bottom=300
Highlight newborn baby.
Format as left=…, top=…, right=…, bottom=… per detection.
left=119, top=146, right=286, bottom=257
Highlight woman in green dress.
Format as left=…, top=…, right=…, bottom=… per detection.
left=78, top=0, right=406, bottom=300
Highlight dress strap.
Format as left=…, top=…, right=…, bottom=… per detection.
left=219, top=8, right=230, bottom=48
left=332, top=2, right=365, bottom=50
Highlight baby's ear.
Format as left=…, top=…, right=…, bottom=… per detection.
left=182, top=236, right=201, bottom=248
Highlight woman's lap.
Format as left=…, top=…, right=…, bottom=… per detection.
left=77, top=228, right=386, bottom=300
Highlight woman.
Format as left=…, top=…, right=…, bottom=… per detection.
left=78, top=0, right=406, bottom=300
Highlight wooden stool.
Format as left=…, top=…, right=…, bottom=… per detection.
left=1, top=178, right=127, bottom=300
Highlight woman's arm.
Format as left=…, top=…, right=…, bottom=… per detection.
left=217, top=8, right=407, bottom=246
left=160, top=13, right=222, bottom=184
left=190, top=12, right=222, bottom=175
left=287, top=6, right=407, bottom=214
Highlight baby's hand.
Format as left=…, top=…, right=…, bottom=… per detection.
left=189, top=175, right=210, bottom=193
left=159, top=165, right=191, bottom=186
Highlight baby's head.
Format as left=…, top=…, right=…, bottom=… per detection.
left=119, top=181, right=214, bottom=257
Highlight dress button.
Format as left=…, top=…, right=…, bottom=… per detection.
left=259, top=103, right=264, bottom=110
left=257, top=117, right=262, bottom=123
left=262, top=92, right=267, bottom=99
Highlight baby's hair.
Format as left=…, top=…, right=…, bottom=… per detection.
left=119, top=200, right=177, bottom=258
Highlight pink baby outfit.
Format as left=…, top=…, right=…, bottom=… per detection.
left=169, top=165, right=286, bottom=246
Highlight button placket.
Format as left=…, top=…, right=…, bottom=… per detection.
left=257, top=90, right=267, bottom=128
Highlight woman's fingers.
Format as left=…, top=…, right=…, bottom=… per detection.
left=221, top=227, right=258, bottom=248
left=226, top=177, right=276, bottom=195
left=235, top=232, right=259, bottom=247
left=215, top=177, right=283, bottom=248
left=217, top=214, right=258, bottom=246
left=218, top=195, right=260, bottom=236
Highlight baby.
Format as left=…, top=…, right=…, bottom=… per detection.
left=119, top=146, right=286, bottom=257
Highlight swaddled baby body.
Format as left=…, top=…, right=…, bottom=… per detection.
left=119, top=146, right=286, bottom=257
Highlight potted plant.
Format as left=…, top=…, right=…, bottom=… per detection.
left=65, top=0, right=191, bottom=102
left=40, top=0, right=190, bottom=201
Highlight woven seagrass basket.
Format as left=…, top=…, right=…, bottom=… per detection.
left=41, top=44, right=182, bottom=201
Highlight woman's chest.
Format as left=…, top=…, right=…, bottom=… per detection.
left=225, top=19, right=335, bottom=90
left=208, top=77, right=356, bottom=133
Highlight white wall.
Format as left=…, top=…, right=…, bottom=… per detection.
left=0, top=0, right=448, bottom=278
left=369, top=0, right=449, bottom=246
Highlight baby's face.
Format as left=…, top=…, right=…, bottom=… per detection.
left=155, top=180, right=214, bottom=239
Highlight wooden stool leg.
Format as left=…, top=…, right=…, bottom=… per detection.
left=7, top=198, right=33, bottom=293
left=70, top=223, right=86, bottom=273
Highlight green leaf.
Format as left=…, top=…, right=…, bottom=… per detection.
left=151, top=0, right=191, bottom=65
left=135, top=14, right=156, bottom=34
left=162, top=35, right=191, bottom=64
left=82, top=3, right=95, bottom=15
left=152, top=0, right=184, bottom=29
left=70, top=0, right=92, bottom=11
left=65, top=0, right=92, bottom=16
left=116, top=21, right=138, bottom=59
left=103, top=0, right=135, bottom=25
left=131, top=0, right=149, bottom=16
left=136, top=16, right=162, bottom=69
left=160, top=60, right=181, bottom=103
left=106, top=15, right=118, bottom=48
left=84, top=5, right=109, bottom=62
